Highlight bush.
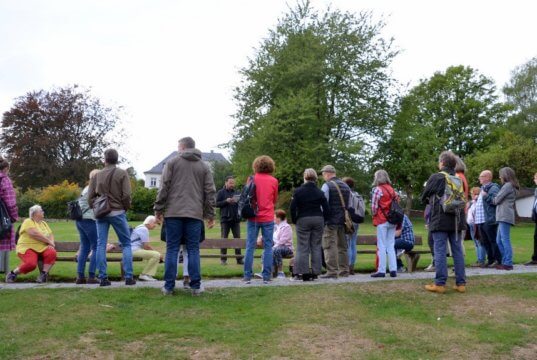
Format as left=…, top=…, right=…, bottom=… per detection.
left=276, top=190, right=293, bottom=214
left=16, top=188, right=42, bottom=218
left=37, top=181, right=81, bottom=218
left=131, top=186, right=158, bottom=216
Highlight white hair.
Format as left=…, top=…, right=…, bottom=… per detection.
left=143, top=215, right=157, bottom=225
left=29, top=204, right=43, bottom=218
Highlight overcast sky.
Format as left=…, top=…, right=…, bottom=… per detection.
left=0, top=0, right=535, bottom=178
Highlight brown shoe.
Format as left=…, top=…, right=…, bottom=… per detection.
left=349, top=268, right=355, bottom=275
left=453, top=284, right=466, bottom=293
left=87, top=278, right=100, bottom=284
left=75, top=277, right=87, bottom=284
left=425, top=284, right=446, bottom=293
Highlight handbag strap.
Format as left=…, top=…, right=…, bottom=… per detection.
left=330, top=180, right=347, bottom=211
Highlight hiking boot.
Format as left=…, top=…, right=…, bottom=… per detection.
left=183, top=276, right=190, bottom=289
left=36, top=272, right=48, bottom=283
left=424, top=264, right=435, bottom=272
left=100, top=278, right=112, bottom=287
left=453, top=284, right=466, bottom=293
left=389, top=271, right=397, bottom=278
left=75, top=277, right=87, bottom=285
left=370, top=272, right=386, bottom=278
left=425, top=284, right=446, bottom=293
left=6, top=271, right=17, bottom=283
left=125, top=278, right=136, bottom=286
left=87, top=277, right=100, bottom=284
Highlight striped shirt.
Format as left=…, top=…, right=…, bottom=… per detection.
left=474, top=193, right=485, bottom=225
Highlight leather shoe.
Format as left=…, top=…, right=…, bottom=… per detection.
left=370, top=272, right=385, bottom=278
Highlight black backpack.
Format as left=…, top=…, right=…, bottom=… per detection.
left=0, top=198, right=12, bottom=238
left=381, top=186, right=404, bottom=225
left=67, top=199, right=83, bottom=220
left=237, top=176, right=257, bottom=220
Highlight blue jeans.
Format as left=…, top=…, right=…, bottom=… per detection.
left=432, top=231, right=466, bottom=286
left=469, top=223, right=486, bottom=263
left=76, top=219, right=98, bottom=278
left=96, top=213, right=133, bottom=280
left=346, top=224, right=359, bottom=268
left=164, top=217, right=202, bottom=291
left=496, top=221, right=513, bottom=266
left=394, top=239, right=414, bottom=268
left=244, top=221, right=274, bottom=281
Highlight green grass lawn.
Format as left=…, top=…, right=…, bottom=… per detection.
left=0, top=274, right=536, bottom=359
left=2, top=218, right=536, bottom=282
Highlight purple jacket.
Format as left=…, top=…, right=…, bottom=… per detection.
left=0, top=173, right=19, bottom=251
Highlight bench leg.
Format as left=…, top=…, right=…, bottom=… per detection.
left=120, top=260, right=125, bottom=280
left=404, top=253, right=421, bottom=273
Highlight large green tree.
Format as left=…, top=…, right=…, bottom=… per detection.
left=503, top=56, right=537, bottom=141
left=1, top=85, right=124, bottom=189
left=230, top=1, right=397, bottom=189
left=379, top=66, right=509, bottom=209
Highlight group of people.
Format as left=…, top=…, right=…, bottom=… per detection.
left=2, top=139, right=537, bottom=296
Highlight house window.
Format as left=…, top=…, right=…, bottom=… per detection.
left=150, top=177, right=157, bottom=187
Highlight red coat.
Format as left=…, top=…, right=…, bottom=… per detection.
left=372, top=184, right=397, bottom=226
left=250, top=173, right=278, bottom=223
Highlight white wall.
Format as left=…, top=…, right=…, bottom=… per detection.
left=144, top=173, right=161, bottom=189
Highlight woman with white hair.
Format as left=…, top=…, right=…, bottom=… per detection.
left=75, top=169, right=100, bottom=284
left=6, top=205, right=56, bottom=283
left=130, top=215, right=162, bottom=281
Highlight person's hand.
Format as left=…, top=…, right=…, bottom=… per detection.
left=226, top=197, right=235, bottom=204
left=207, top=219, right=215, bottom=229
left=155, top=211, right=163, bottom=224
left=49, top=239, right=55, bottom=248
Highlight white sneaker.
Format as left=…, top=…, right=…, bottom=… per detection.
left=277, top=272, right=286, bottom=279
left=424, top=264, right=435, bottom=272
left=254, top=273, right=263, bottom=279
left=139, top=274, right=157, bottom=282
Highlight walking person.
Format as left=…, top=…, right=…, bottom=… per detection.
left=319, top=165, right=351, bottom=279
left=88, top=149, right=135, bottom=287
left=216, top=176, right=243, bottom=265
left=477, top=170, right=502, bottom=267
left=0, top=157, right=18, bottom=274
left=422, top=151, right=466, bottom=294
left=154, top=137, right=216, bottom=296
left=525, top=172, right=537, bottom=266
left=290, top=168, right=330, bottom=281
left=75, top=169, right=100, bottom=284
left=243, top=156, right=278, bottom=284
left=370, top=170, right=398, bottom=278
left=488, top=167, right=519, bottom=270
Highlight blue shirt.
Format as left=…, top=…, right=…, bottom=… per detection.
left=395, top=215, right=414, bottom=244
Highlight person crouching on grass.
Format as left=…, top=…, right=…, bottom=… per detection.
left=6, top=205, right=56, bottom=283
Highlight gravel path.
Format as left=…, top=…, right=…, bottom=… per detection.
left=2, top=265, right=537, bottom=291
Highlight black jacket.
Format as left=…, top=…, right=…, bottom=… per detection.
left=324, top=178, right=351, bottom=226
left=216, top=187, right=239, bottom=223
left=420, top=169, right=463, bottom=232
left=290, top=181, right=330, bottom=224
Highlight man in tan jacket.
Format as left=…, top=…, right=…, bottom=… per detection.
left=88, top=148, right=134, bottom=287
left=154, top=137, right=216, bottom=296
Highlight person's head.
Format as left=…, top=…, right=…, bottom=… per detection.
left=274, top=209, right=286, bottom=225
left=342, top=177, right=355, bottom=190
left=252, top=155, right=275, bottom=174
left=455, top=156, right=466, bottom=174
left=438, top=151, right=457, bottom=171
left=143, top=215, right=158, bottom=230
left=498, top=167, right=520, bottom=189
left=373, top=170, right=391, bottom=186
left=320, top=165, right=336, bottom=181
left=29, top=204, right=44, bottom=221
left=104, top=149, right=119, bottom=165
left=479, top=170, right=493, bottom=185
left=178, top=137, right=195, bottom=151
left=471, top=186, right=480, bottom=200
left=224, top=176, right=235, bottom=189
left=0, top=157, right=10, bottom=174
left=303, top=168, right=317, bottom=183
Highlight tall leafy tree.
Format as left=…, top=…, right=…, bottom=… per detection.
left=503, top=56, right=537, bottom=141
left=1, top=85, right=124, bottom=189
left=230, top=1, right=397, bottom=189
left=379, top=66, right=509, bottom=209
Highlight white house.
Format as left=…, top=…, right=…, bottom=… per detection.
left=515, top=188, right=536, bottom=218
left=143, top=150, right=229, bottom=189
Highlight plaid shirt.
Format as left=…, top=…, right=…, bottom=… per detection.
left=0, top=175, right=19, bottom=251
left=395, top=215, right=415, bottom=244
left=371, top=187, right=383, bottom=215
left=474, top=193, right=485, bottom=225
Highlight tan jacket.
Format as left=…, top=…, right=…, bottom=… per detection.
left=154, top=149, right=216, bottom=220
left=88, top=165, right=132, bottom=211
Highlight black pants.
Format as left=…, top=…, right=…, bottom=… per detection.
left=220, top=221, right=243, bottom=263
left=480, top=223, right=501, bottom=264
left=532, top=223, right=537, bottom=261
